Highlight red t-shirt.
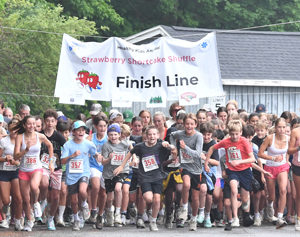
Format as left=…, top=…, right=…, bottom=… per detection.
left=214, top=136, right=253, bottom=171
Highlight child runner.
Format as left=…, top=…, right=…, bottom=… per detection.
left=170, top=113, right=203, bottom=231
left=61, top=120, right=99, bottom=231
left=114, top=125, right=177, bottom=231
left=205, top=120, right=255, bottom=229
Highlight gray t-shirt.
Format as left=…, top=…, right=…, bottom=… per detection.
left=170, top=130, right=203, bottom=175
left=102, top=140, right=130, bottom=179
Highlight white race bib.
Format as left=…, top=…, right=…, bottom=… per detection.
left=167, top=155, right=180, bottom=168
left=228, top=147, right=242, bottom=162
left=180, top=149, right=194, bottom=164
left=142, top=155, right=159, bottom=172
left=24, top=155, right=38, bottom=169
left=41, top=153, right=50, bottom=169
left=111, top=152, right=125, bottom=166
left=3, top=161, right=16, bottom=171
left=69, top=159, right=83, bottom=173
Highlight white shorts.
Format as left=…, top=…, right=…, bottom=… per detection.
left=90, top=167, right=105, bottom=189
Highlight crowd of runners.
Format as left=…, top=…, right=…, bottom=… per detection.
left=0, top=100, right=300, bottom=232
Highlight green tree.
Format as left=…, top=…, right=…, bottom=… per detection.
left=0, top=0, right=97, bottom=116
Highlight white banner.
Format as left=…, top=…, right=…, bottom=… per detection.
left=55, top=33, right=223, bottom=105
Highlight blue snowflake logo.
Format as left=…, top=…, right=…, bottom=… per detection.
left=201, top=42, right=208, bottom=48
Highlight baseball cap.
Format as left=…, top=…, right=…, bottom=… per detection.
left=107, top=123, right=121, bottom=133
left=0, top=114, right=3, bottom=123
left=255, top=104, right=266, bottom=113
left=123, top=110, right=133, bottom=123
left=109, top=109, right=122, bottom=121
left=72, top=120, right=87, bottom=130
left=90, top=103, right=102, bottom=116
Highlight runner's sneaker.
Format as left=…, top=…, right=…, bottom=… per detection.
left=81, top=205, right=90, bottom=221
left=149, top=221, right=158, bottom=231
left=165, top=214, right=173, bottom=229
left=177, top=207, right=188, bottom=223
left=121, top=213, right=126, bottom=226
left=88, top=210, right=97, bottom=224
left=217, top=219, right=225, bottom=227
left=231, top=217, right=240, bottom=227
left=224, top=222, right=232, bottom=231
left=189, top=219, right=197, bottom=231
left=114, top=213, right=122, bottom=227
left=276, top=217, right=287, bottom=229
left=143, top=211, right=149, bottom=223
left=95, top=215, right=103, bottom=230
left=23, top=220, right=34, bottom=232
left=157, top=214, right=164, bottom=225
left=79, top=213, right=85, bottom=229
left=253, top=215, right=261, bottom=227
left=33, top=202, right=42, bottom=219
left=0, top=219, right=9, bottom=228
left=47, top=218, right=56, bottom=231
left=266, top=205, right=277, bottom=224
left=243, top=212, right=254, bottom=227
left=56, top=217, right=65, bottom=227
left=15, top=219, right=24, bottom=231
left=136, top=218, right=145, bottom=229
left=197, top=214, right=204, bottom=226
left=72, top=220, right=80, bottom=231
left=105, top=210, right=114, bottom=227
left=204, top=217, right=212, bottom=228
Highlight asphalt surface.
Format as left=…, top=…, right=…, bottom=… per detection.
left=0, top=221, right=299, bottom=237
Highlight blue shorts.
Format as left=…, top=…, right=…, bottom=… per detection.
left=0, top=170, right=19, bottom=182
left=124, top=171, right=133, bottom=185
left=226, top=168, right=253, bottom=191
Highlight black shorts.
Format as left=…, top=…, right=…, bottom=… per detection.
left=61, top=171, right=66, bottom=183
left=201, top=174, right=216, bottom=195
left=141, top=179, right=163, bottom=194
left=105, top=173, right=128, bottom=193
left=181, top=169, right=202, bottom=191
left=252, top=171, right=264, bottom=193
left=226, top=168, right=253, bottom=192
left=223, top=181, right=231, bottom=199
left=67, top=176, right=89, bottom=195
left=129, top=171, right=139, bottom=192
left=0, top=170, right=19, bottom=182
left=292, top=164, right=300, bottom=176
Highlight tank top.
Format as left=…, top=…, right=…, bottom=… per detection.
left=20, top=133, right=42, bottom=172
left=266, top=134, right=288, bottom=167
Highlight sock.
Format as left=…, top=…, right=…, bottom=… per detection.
left=40, top=199, right=47, bottom=210
left=205, top=212, right=210, bottom=219
left=115, top=207, right=121, bottom=215
left=110, top=206, right=114, bottom=212
left=48, top=215, right=54, bottom=222
left=199, top=208, right=205, bottom=216
left=81, top=200, right=88, bottom=208
left=150, top=216, right=157, bottom=222
left=74, top=212, right=79, bottom=221
left=267, top=201, right=273, bottom=207
left=121, top=211, right=127, bottom=215
left=191, top=215, right=197, bottom=221
left=254, top=212, right=260, bottom=219
left=58, top=206, right=65, bottom=219
left=278, top=213, right=283, bottom=219
left=182, top=203, right=188, bottom=210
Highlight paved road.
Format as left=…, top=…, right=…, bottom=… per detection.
left=0, top=222, right=299, bottom=237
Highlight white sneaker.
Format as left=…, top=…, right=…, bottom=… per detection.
left=189, top=219, right=197, bottom=231
left=121, top=213, right=126, bottom=225
left=47, top=218, right=56, bottom=231
left=253, top=215, right=261, bottom=227
left=56, top=216, right=65, bottom=227
left=266, top=205, right=277, bottom=223
left=295, top=218, right=300, bottom=231
left=114, top=213, right=122, bottom=227
left=276, top=217, right=287, bottom=229
left=136, top=218, right=146, bottom=228
left=15, top=219, right=24, bottom=231
left=105, top=210, right=114, bottom=227
left=72, top=220, right=80, bottom=231
left=81, top=205, right=90, bottom=221
left=78, top=213, right=84, bottom=229
left=149, top=221, right=158, bottom=231
left=33, top=202, right=42, bottom=218
left=0, top=219, right=9, bottom=228
left=23, top=220, right=34, bottom=232
left=178, top=207, right=188, bottom=222
left=231, top=218, right=240, bottom=227
left=142, top=212, right=149, bottom=223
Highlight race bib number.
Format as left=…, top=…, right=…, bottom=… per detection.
left=3, top=161, right=16, bottom=171
left=24, top=155, right=37, bottom=169
left=69, top=159, right=83, bottom=173
left=41, top=153, right=50, bottom=169
left=167, top=155, right=180, bottom=168
left=228, top=147, right=242, bottom=162
left=142, top=155, right=159, bottom=172
left=111, top=152, right=125, bottom=166
left=180, top=149, right=194, bottom=164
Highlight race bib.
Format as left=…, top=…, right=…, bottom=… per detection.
left=24, top=155, right=37, bottom=169
left=111, top=152, right=125, bottom=166
left=3, top=161, right=16, bottom=171
left=167, top=155, right=180, bottom=168
left=41, top=153, right=50, bottom=169
left=142, top=155, right=159, bottom=172
left=180, top=149, right=194, bottom=164
left=228, top=147, right=242, bottom=162
left=69, top=159, right=83, bottom=173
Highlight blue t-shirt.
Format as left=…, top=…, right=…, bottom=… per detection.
left=61, top=139, right=96, bottom=185
left=90, top=133, right=107, bottom=172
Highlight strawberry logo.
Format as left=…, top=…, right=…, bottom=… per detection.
left=76, top=70, right=102, bottom=93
